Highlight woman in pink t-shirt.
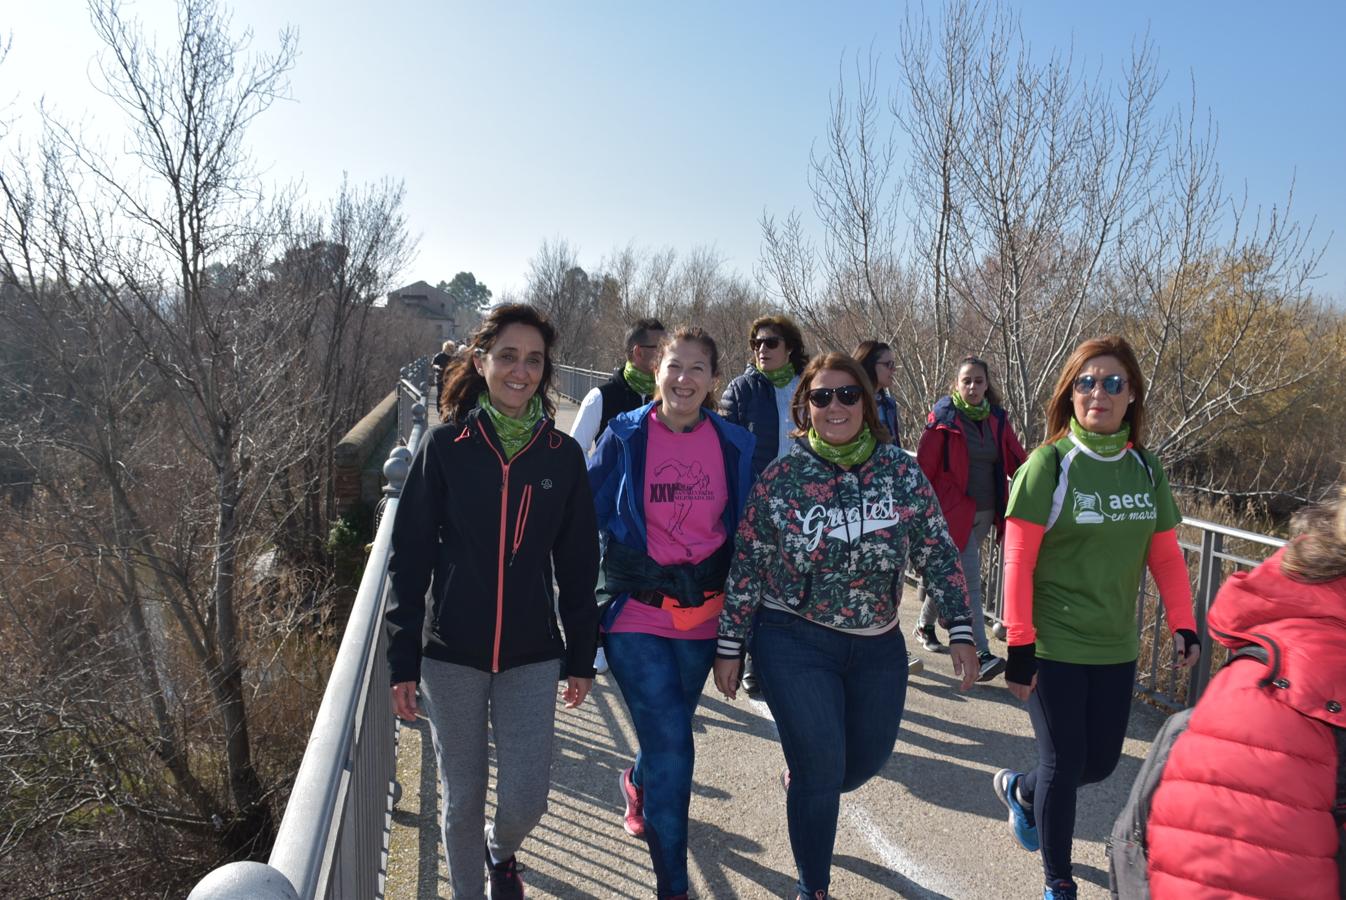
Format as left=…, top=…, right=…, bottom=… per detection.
left=587, top=327, right=756, bottom=900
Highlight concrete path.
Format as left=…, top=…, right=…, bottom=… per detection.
left=383, top=398, right=1168, bottom=899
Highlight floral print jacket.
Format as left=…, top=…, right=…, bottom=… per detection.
left=715, top=440, right=973, bottom=657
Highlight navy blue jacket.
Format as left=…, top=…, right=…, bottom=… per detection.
left=718, top=365, right=789, bottom=479
left=588, top=402, right=756, bottom=626
left=876, top=390, right=903, bottom=449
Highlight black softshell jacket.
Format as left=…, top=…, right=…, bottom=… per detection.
left=385, top=408, right=600, bottom=684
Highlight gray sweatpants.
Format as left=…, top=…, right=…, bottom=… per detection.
left=419, top=657, right=559, bottom=900
left=919, top=509, right=994, bottom=654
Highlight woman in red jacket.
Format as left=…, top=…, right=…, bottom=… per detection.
left=916, top=356, right=1027, bottom=680
left=1146, top=486, right=1346, bottom=899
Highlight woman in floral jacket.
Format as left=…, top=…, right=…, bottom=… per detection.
left=712, top=352, right=978, bottom=900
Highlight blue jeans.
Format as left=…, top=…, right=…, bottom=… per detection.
left=751, top=608, right=910, bottom=896
left=604, top=630, right=716, bottom=898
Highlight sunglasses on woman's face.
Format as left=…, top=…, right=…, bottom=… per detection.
left=806, top=385, right=864, bottom=408
left=1073, top=374, right=1127, bottom=395
left=751, top=336, right=782, bottom=350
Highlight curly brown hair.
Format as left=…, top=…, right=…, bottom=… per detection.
left=749, top=314, right=809, bottom=374
left=439, top=303, right=558, bottom=424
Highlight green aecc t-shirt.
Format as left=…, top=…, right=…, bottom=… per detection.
left=1004, top=435, right=1180, bottom=665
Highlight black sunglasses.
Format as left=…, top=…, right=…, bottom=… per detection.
left=750, top=336, right=782, bottom=350
left=1073, top=374, right=1127, bottom=396
left=806, top=385, right=864, bottom=408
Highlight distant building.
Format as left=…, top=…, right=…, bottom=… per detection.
left=386, top=280, right=475, bottom=342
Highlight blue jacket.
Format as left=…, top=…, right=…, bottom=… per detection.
left=588, top=402, right=756, bottom=625
left=876, top=390, right=903, bottom=449
left=718, top=365, right=785, bottom=478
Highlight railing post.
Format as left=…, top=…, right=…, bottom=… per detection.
left=1187, top=531, right=1223, bottom=704
left=186, top=862, right=299, bottom=900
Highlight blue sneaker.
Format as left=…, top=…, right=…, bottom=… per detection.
left=992, top=768, right=1039, bottom=852
left=1043, top=878, right=1077, bottom=899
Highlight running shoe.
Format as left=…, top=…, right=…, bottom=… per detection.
left=485, top=846, right=525, bottom=900
left=992, top=768, right=1040, bottom=851
left=913, top=623, right=944, bottom=652
left=1044, top=879, right=1078, bottom=899
left=977, top=651, right=1007, bottom=682
left=619, top=766, right=646, bottom=838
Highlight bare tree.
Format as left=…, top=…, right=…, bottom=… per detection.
left=0, top=1, right=412, bottom=891
left=758, top=0, right=1334, bottom=503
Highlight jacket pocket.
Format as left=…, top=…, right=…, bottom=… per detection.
left=541, top=571, right=558, bottom=642
left=431, top=560, right=456, bottom=633
left=510, top=484, right=534, bottom=562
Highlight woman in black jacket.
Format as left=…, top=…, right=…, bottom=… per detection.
left=718, top=314, right=809, bottom=695
left=385, top=303, right=600, bottom=900
left=718, top=314, right=810, bottom=480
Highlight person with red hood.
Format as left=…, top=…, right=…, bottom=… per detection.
left=916, top=356, right=1027, bottom=681
left=1146, top=486, right=1346, bottom=898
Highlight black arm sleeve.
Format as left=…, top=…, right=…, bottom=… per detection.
left=553, top=444, right=602, bottom=678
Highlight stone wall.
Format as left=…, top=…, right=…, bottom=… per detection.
left=333, top=390, right=397, bottom=517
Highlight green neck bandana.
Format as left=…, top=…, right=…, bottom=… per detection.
left=808, top=425, right=876, bottom=468
left=1069, top=417, right=1130, bottom=456
left=951, top=392, right=990, bottom=421
left=478, top=392, right=543, bottom=459
left=623, top=361, right=656, bottom=398
left=756, top=361, right=796, bottom=389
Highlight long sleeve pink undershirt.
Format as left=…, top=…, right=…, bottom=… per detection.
left=1001, top=518, right=1197, bottom=647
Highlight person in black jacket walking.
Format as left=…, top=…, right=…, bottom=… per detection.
left=569, top=318, right=666, bottom=454
left=386, top=303, right=600, bottom=900
left=718, top=314, right=809, bottom=695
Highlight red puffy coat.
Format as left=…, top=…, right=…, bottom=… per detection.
left=916, top=396, right=1026, bottom=550
left=1147, top=548, right=1346, bottom=899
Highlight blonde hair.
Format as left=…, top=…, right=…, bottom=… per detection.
left=1281, top=484, right=1346, bottom=583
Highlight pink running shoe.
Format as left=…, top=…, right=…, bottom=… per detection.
left=619, top=767, right=646, bottom=838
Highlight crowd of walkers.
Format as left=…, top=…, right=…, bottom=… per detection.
left=385, top=303, right=1345, bottom=900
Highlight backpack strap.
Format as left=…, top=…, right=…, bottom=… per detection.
left=1043, top=443, right=1074, bottom=533
left=1128, top=447, right=1157, bottom=488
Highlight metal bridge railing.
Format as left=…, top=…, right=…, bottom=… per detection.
left=553, top=362, right=610, bottom=403
left=188, top=379, right=429, bottom=900
left=397, top=356, right=430, bottom=441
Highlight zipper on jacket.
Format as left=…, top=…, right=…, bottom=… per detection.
left=432, top=562, right=457, bottom=632
left=479, top=421, right=547, bottom=673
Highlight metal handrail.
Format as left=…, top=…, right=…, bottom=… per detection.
left=553, top=362, right=611, bottom=404
left=188, top=380, right=428, bottom=900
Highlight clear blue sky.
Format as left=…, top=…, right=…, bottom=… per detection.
left=7, top=1, right=1344, bottom=299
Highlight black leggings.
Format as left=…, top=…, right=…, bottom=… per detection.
left=1020, top=658, right=1137, bottom=884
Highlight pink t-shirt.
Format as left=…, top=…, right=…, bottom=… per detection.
left=608, top=410, right=728, bottom=640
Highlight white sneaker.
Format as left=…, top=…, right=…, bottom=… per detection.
left=594, top=646, right=610, bottom=675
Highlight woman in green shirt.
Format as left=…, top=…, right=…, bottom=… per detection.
left=990, top=336, right=1200, bottom=900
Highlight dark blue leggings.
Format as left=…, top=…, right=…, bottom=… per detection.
left=604, top=631, right=716, bottom=898
left=1020, top=658, right=1137, bottom=884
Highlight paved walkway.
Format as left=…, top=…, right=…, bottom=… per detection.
left=383, top=399, right=1168, bottom=899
